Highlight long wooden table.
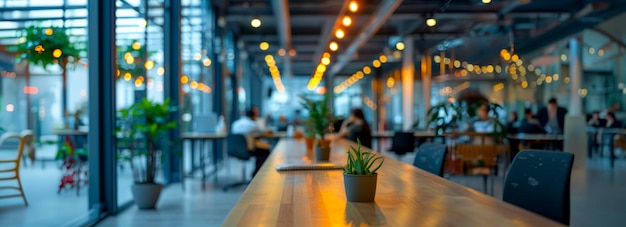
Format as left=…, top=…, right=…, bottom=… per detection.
left=222, top=138, right=563, bottom=226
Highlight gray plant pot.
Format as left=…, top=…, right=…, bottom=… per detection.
left=315, top=146, right=330, bottom=161
left=131, top=183, right=163, bottom=209
left=343, top=173, right=377, bottom=202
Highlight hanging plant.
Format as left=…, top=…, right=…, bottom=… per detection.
left=7, top=24, right=83, bottom=70
left=116, top=40, right=158, bottom=81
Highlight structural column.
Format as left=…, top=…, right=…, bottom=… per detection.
left=421, top=53, right=432, bottom=128
left=163, top=0, right=182, bottom=183
left=564, top=37, right=587, bottom=169
left=401, top=37, right=414, bottom=130
left=87, top=0, right=117, bottom=214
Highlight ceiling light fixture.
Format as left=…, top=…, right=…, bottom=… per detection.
left=335, top=29, right=345, bottom=39
left=329, top=42, right=338, bottom=51
left=259, top=42, right=269, bottom=51
left=349, top=1, right=358, bottom=12
left=395, top=42, right=405, bottom=51
left=482, top=0, right=492, bottom=3
left=250, top=17, right=262, bottom=28
left=342, top=16, right=352, bottom=26
left=426, top=17, right=437, bottom=27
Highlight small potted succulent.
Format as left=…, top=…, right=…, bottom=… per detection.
left=299, top=94, right=334, bottom=161
left=343, top=139, right=384, bottom=202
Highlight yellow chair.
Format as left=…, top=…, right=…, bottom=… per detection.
left=0, top=132, right=28, bottom=205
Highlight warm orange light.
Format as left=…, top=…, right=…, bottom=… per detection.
left=349, top=1, right=358, bottom=12
left=259, top=42, right=269, bottom=51
left=317, top=64, right=327, bottom=73
left=265, top=54, right=274, bottom=62
left=342, top=16, right=352, bottom=26
left=132, top=42, right=141, bottom=50
left=157, top=67, right=165, bottom=75
left=24, top=86, right=38, bottom=94
left=45, top=28, right=53, bottom=36
left=144, top=60, right=155, bottom=70
left=190, top=81, right=198, bottom=89
left=363, top=66, right=371, bottom=74
left=278, top=48, right=286, bottom=56
left=134, top=79, right=143, bottom=87
left=335, top=29, right=345, bottom=39
left=329, top=42, right=338, bottom=51
left=323, top=52, right=331, bottom=59
left=379, top=55, right=387, bottom=63
left=373, top=60, right=381, bottom=68
left=124, top=73, right=132, bottom=81
left=202, top=58, right=212, bottom=67
left=289, top=49, right=297, bottom=56
left=180, top=75, right=189, bottom=84
left=52, top=49, right=62, bottom=58
left=321, top=57, right=330, bottom=65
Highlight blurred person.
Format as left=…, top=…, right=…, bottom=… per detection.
left=537, top=98, right=568, bottom=134
left=336, top=108, right=372, bottom=148
left=588, top=111, right=606, bottom=128
left=231, top=106, right=270, bottom=177
left=277, top=115, right=289, bottom=131
left=605, top=112, right=623, bottom=128
left=507, top=111, right=519, bottom=134
left=519, top=108, right=545, bottom=134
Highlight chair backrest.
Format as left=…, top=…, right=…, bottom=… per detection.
left=0, top=132, right=25, bottom=171
left=227, top=134, right=251, bottom=161
left=389, top=132, right=415, bottom=155
left=413, top=143, right=448, bottom=177
left=503, top=150, right=574, bottom=225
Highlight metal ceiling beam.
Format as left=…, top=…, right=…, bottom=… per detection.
left=225, top=11, right=563, bottom=23
left=271, top=0, right=293, bottom=77
left=329, top=0, right=403, bottom=76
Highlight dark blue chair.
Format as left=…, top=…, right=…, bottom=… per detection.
left=222, top=134, right=251, bottom=191
left=387, top=132, right=415, bottom=159
left=503, top=150, right=574, bottom=225
left=412, top=143, right=448, bottom=177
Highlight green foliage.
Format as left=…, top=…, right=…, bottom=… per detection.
left=116, top=40, right=158, bottom=80
left=344, top=139, right=384, bottom=175
left=299, top=94, right=335, bottom=142
left=116, top=98, right=178, bottom=184
left=7, top=24, right=83, bottom=70
left=426, top=101, right=507, bottom=138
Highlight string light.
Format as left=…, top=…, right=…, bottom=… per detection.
left=329, top=42, right=338, bottom=51
left=349, top=1, right=358, bottom=12
left=395, top=42, right=405, bottom=51
left=250, top=17, right=262, bottom=28
left=342, top=16, right=352, bottom=26
left=426, top=17, right=437, bottom=27
left=335, top=29, right=345, bottom=39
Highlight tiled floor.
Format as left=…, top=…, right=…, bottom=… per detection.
left=3, top=141, right=626, bottom=227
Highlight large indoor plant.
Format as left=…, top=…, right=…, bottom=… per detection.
left=116, top=98, right=178, bottom=209
left=299, top=94, right=334, bottom=161
left=343, top=139, right=384, bottom=202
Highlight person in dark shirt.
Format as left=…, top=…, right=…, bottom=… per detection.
left=588, top=111, right=606, bottom=128
left=519, top=108, right=545, bottom=134
left=537, top=98, right=568, bottom=134
left=507, top=111, right=519, bottom=134
left=336, top=108, right=372, bottom=148
left=605, top=112, right=623, bottom=128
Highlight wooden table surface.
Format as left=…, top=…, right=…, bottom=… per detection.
left=181, top=131, right=288, bottom=139
left=222, top=138, right=563, bottom=226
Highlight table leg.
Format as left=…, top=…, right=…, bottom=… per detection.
left=610, top=136, right=615, bottom=168
left=201, top=139, right=206, bottom=190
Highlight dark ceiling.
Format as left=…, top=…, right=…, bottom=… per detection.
left=218, top=0, right=626, bottom=79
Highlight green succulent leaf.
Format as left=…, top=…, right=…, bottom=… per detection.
left=343, top=139, right=384, bottom=175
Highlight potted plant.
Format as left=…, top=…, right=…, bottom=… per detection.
left=299, top=94, right=334, bottom=161
left=116, top=98, right=178, bottom=209
left=343, top=139, right=384, bottom=202
left=304, top=128, right=316, bottom=151
left=8, top=24, right=84, bottom=115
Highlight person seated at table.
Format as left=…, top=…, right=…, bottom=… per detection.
left=605, top=112, right=623, bottom=128
left=231, top=106, right=270, bottom=177
left=519, top=108, right=545, bottom=134
left=588, top=111, right=606, bottom=128
left=276, top=115, right=289, bottom=132
left=336, top=108, right=372, bottom=148
left=506, top=111, right=519, bottom=134
left=467, top=103, right=500, bottom=144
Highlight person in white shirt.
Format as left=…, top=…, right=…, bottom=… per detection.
left=231, top=107, right=270, bottom=177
